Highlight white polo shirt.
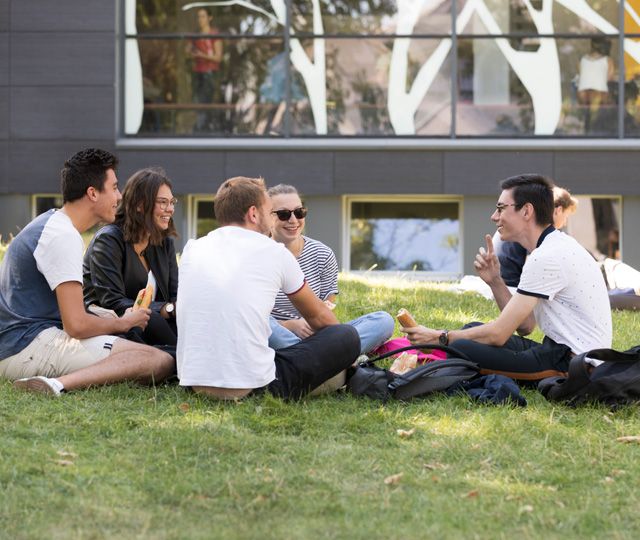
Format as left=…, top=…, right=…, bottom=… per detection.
left=517, top=228, right=612, bottom=354
left=176, top=226, right=305, bottom=389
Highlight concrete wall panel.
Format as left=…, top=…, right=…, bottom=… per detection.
left=0, top=195, right=31, bottom=239
left=554, top=152, right=640, bottom=195
left=117, top=149, right=226, bottom=194
left=304, top=196, right=343, bottom=267
left=8, top=140, right=115, bottom=193
left=225, top=151, right=334, bottom=195
left=444, top=151, right=554, bottom=195
left=11, top=33, right=114, bottom=86
left=11, top=0, right=115, bottom=32
left=0, top=141, right=7, bottom=192
left=462, top=196, right=495, bottom=275
left=11, top=87, right=114, bottom=139
left=0, top=33, right=8, bottom=85
left=0, top=87, right=8, bottom=139
left=334, top=151, right=443, bottom=194
left=0, top=0, right=8, bottom=32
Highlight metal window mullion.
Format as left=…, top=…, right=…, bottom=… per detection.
left=451, top=0, right=458, bottom=139
left=618, top=1, right=625, bottom=139
left=284, top=0, right=292, bottom=138
left=118, top=0, right=126, bottom=138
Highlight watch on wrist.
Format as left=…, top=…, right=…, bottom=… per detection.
left=164, top=302, right=175, bottom=318
left=438, top=330, right=449, bottom=346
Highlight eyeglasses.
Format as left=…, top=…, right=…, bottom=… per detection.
left=495, top=203, right=520, bottom=215
left=156, top=197, right=178, bottom=210
left=272, top=207, right=307, bottom=221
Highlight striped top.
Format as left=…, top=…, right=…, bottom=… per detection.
left=271, top=236, right=339, bottom=320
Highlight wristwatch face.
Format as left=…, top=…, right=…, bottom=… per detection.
left=439, top=331, right=448, bottom=346
left=165, top=303, right=175, bottom=314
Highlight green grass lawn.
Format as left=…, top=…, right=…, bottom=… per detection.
left=2, top=275, right=640, bottom=539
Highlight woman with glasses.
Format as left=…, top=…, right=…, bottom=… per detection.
left=267, top=184, right=394, bottom=355
left=82, top=168, right=179, bottom=346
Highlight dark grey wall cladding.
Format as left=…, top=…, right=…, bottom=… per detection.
left=443, top=151, right=554, bottom=195
left=0, top=87, right=8, bottom=139
left=0, top=141, right=8, bottom=193
left=555, top=152, right=640, bottom=194
left=11, top=33, right=115, bottom=86
left=0, top=32, right=8, bottom=85
left=334, top=151, right=443, bottom=193
left=8, top=140, right=115, bottom=193
left=117, top=149, right=226, bottom=194
left=0, top=0, right=8, bottom=32
left=11, top=0, right=115, bottom=32
left=11, top=86, right=114, bottom=139
left=225, top=151, right=334, bottom=194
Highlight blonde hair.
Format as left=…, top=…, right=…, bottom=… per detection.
left=553, top=186, right=578, bottom=214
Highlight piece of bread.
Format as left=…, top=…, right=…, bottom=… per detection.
left=396, top=308, right=417, bottom=328
left=390, top=352, right=418, bottom=375
left=133, top=284, right=154, bottom=311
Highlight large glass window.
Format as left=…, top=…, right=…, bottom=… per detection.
left=348, top=199, right=461, bottom=274
left=123, top=0, right=640, bottom=138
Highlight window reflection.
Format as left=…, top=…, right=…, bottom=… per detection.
left=566, top=196, right=620, bottom=260
left=350, top=201, right=460, bottom=272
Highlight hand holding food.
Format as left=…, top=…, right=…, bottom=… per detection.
left=133, top=284, right=154, bottom=311
left=396, top=308, right=417, bottom=328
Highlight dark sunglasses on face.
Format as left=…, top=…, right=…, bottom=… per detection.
left=272, top=207, right=308, bottom=221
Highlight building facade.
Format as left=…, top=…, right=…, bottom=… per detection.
left=1, top=0, right=640, bottom=275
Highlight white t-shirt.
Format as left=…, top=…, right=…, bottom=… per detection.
left=517, top=229, right=612, bottom=354
left=176, top=226, right=305, bottom=388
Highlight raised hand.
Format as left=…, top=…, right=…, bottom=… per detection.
left=474, top=234, right=501, bottom=286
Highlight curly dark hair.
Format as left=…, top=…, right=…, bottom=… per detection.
left=60, top=148, right=118, bottom=203
left=115, top=168, right=177, bottom=245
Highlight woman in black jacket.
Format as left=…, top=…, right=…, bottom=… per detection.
left=83, top=168, right=179, bottom=346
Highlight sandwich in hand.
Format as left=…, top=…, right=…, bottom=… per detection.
left=133, top=284, right=154, bottom=311
left=396, top=308, right=417, bottom=328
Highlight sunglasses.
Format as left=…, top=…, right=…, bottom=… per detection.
left=272, top=207, right=308, bottom=221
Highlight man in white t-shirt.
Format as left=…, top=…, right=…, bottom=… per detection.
left=176, top=176, right=360, bottom=400
left=0, top=148, right=175, bottom=395
left=402, top=174, right=612, bottom=380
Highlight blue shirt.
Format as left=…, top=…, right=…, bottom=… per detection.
left=0, top=210, right=83, bottom=359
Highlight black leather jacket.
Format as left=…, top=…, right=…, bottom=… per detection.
left=83, top=223, right=178, bottom=315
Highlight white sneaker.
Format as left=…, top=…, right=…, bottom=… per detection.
left=13, top=376, right=64, bottom=396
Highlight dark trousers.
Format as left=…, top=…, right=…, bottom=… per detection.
left=127, top=311, right=177, bottom=347
left=265, top=324, right=360, bottom=400
left=452, top=322, right=572, bottom=381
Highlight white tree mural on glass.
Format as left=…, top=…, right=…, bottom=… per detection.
left=126, top=0, right=640, bottom=136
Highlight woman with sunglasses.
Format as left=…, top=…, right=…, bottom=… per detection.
left=82, top=168, right=179, bottom=346
left=267, top=184, right=394, bottom=355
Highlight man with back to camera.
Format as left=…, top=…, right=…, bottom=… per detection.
left=0, top=148, right=175, bottom=395
left=402, top=174, right=612, bottom=380
left=176, top=176, right=360, bottom=400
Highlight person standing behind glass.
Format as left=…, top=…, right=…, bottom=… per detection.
left=577, top=37, right=614, bottom=133
left=186, top=7, right=223, bottom=133
left=83, top=168, right=179, bottom=347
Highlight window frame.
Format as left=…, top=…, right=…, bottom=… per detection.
left=118, top=0, right=640, bottom=145
left=342, top=194, right=464, bottom=279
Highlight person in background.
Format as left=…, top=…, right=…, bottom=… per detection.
left=186, top=7, right=223, bottom=133
left=577, top=37, right=615, bottom=132
left=177, top=177, right=360, bottom=400
left=0, top=149, right=174, bottom=395
left=83, top=168, right=179, bottom=347
left=267, top=184, right=394, bottom=355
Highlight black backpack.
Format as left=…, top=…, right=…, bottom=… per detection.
left=538, top=345, right=640, bottom=407
left=347, top=344, right=480, bottom=401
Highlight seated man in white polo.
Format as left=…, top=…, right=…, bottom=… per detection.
left=403, top=174, right=611, bottom=381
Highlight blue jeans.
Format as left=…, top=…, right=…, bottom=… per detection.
left=268, top=311, right=394, bottom=355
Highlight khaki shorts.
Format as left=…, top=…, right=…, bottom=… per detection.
left=0, top=326, right=119, bottom=381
